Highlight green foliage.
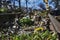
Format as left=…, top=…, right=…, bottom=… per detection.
left=1, top=34, right=5, bottom=40
left=1, top=30, right=58, bottom=40
left=19, top=17, right=33, bottom=26
left=0, top=8, right=7, bottom=13
left=12, top=30, right=57, bottom=40
left=40, top=11, right=47, bottom=17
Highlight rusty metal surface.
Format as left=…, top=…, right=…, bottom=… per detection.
left=48, top=14, right=60, bottom=33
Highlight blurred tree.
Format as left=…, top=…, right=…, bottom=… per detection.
left=0, top=0, right=2, bottom=8
left=52, top=0, right=58, bottom=8
left=18, top=0, right=21, bottom=12
left=12, top=0, right=15, bottom=10
left=38, top=3, right=46, bottom=10
left=25, top=0, right=28, bottom=13
left=19, top=0, right=21, bottom=9
left=14, top=0, right=21, bottom=12
left=0, top=0, right=12, bottom=10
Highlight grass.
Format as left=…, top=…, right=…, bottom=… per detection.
left=0, top=29, right=57, bottom=40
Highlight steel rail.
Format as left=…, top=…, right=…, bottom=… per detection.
left=48, top=14, right=60, bottom=33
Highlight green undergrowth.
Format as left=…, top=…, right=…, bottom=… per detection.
left=1, top=30, right=58, bottom=40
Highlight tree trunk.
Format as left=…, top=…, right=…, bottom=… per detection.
left=19, top=0, right=21, bottom=8
left=25, top=0, right=28, bottom=13
left=13, top=0, right=15, bottom=9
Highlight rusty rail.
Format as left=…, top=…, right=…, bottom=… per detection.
left=48, top=14, right=60, bottom=40
left=48, top=14, right=60, bottom=33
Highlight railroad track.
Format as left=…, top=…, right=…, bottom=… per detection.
left=48, top=14, right=60, bottom=40
left=48, top=14, right=60, bottom=33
